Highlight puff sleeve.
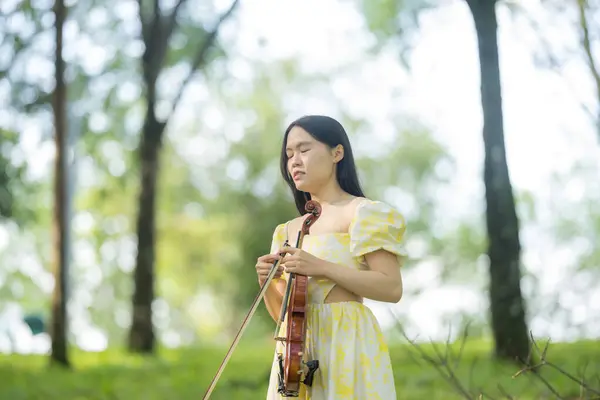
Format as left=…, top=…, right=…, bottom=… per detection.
left=349, top=200, right=407, bottom=263
left=270, top=223, right=287, bottom=254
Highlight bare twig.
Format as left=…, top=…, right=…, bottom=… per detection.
left=512, top=331, right=600, bottom=399
left=453, top=321, right=471, bottom=371
left=387, top=309, right=475, bottom=399
left=514, top=3, right=596, bottom=126
left=575, top=0, right=600, bottom=141
left=577, top=360, right=594, bottom=399
left=387, top=307, right=600, bottom=400
left=496, top=383, right=514, bottom=399
left=164, top=0, right=186, bottom=41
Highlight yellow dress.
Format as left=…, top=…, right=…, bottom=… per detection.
left=265, top=199, right=407, bottom=400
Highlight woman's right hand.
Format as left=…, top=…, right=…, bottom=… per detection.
left=255, top=253, right=284, bottom=286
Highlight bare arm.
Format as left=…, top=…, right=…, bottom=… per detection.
left=262, top=279, right=286, bottom=322
left=255, top=251, right=288, bottom=322
left=323, top=250, right=403, bottom=303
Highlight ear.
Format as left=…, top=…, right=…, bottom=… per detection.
left=332, top=144, right=344, bottom=163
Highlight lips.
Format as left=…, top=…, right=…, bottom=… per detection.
left=292, top=171, right=304, bottom=180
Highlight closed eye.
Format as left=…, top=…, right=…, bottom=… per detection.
left=286, top=148, right=310, bottom=158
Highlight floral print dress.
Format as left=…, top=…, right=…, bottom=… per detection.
left=265, top=199, right=407, bottom=400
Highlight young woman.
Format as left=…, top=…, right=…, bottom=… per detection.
left=255, top=115, right=407, bottom=399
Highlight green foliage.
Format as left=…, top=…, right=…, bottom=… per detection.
left=546, top=162, right=600, bottom=275
left=0, top=339, right=598, bottom=399
left=357, top=0, right=436, bottom=66
left=2, top=0, right=596, bottom=357
left=0, top=129, right=21, bottom=219
left=0, top=0, right=54, bottom=115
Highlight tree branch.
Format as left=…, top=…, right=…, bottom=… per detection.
left=164, top=0, right=186, bottom=43
left=388, top=309, right=477, bottom=399
left=575, top=0, right=600, bottom=140
left=142, top=0, right=190, bottom=86
left=387, top=308, right=600, bottom=399
left=165, top=0, right=240, bottom=126
left=512, top=331, right=600, bottom=398
left=514, top=3, right=596, bottom=127
left=137, top=0, right=149, bottom=49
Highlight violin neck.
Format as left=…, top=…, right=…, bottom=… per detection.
left=291, top=231, right=303, bottom=278
left=273, top=230, right=304, bottom=337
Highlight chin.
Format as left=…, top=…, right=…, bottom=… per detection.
left=295, top=178, right=323, bottom=194
left=295, top=182, right=307, bottom=191
left=294, top=181, right=311, bottom=192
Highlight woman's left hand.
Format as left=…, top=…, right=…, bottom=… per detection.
left=278, top=246, right=327, bottom=277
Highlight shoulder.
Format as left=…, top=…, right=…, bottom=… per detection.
left=285, top=215, right=306, bottom=234
left=350, top=198, right=406, bottom=230
left=348, top=198, right=407, bottom=257
left=272, top=215, right=304, bottom=240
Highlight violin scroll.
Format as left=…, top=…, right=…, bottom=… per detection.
left=301, top=200, right=322, bottom=234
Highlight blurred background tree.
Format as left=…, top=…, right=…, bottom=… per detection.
left=1, top=0, right=599, bottom=397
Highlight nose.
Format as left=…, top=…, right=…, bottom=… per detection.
left=290, top=152, right=302, bottom=167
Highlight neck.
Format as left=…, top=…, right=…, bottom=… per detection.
left=308, top=180, right=352, bottom=206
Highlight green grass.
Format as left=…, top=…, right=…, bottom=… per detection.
left=1, top=338, right=599, bottom=399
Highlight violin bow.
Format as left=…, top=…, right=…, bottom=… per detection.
left=201, top=240, right=289, bottom=400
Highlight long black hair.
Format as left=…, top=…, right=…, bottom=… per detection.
left=280, top=115, right=366, bottom=215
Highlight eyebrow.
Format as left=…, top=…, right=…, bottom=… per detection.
left=285, top=141, right=312, bottom=151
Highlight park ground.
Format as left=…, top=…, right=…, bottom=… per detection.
left=1, top=338, right=599, bottom=399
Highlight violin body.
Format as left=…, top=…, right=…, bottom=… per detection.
left=281, top=273, right=308, bottom=394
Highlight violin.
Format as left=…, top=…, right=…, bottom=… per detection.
left=202, top=200, right=321, bottom=399
left=273, top=199, right=321, bottom=396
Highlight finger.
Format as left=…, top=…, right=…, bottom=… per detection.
left=259, top=270, right=282, bottom=280
left=271, top=266, right=284, bottom=275
left=257, top=261, right=281, bottom=270
left=278, top=246, right=299, bottom=255
left=258, top=265, right=284, bottom=275
left=259, top=254, right=279, bottom=262
left=256, top=261, right=274, bottom=268
left=284, top=265, right=298, bottom=274
left=256, top=263, right=268, bottom=271
left=261, top=262, right=283, bottom=270
left=257, top=268, right=272, bottom=277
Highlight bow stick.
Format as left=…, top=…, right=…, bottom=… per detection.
left=201, top=241, right=289, bottom=399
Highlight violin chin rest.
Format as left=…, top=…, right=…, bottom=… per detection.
left=303, top=360, right=319, bottom=387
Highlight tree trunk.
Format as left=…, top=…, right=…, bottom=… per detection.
left=465, top=0, right=530, bottom=362
left=127, top=0, right=239, bottom=354
left=50, top=0, right=69, bottom=368
left=128, top=105, right=165, bottom=353
left=0, top=153, right=12, bottom=218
